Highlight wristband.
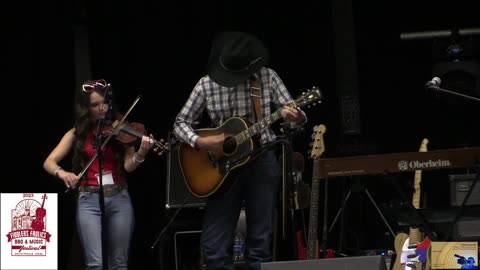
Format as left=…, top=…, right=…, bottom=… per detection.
left=53, top=166, right=62, bottom=178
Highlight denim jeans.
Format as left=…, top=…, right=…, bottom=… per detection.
left=76, top=189, right=134, bottom=270
left=201, top=149, right=280, bottom=270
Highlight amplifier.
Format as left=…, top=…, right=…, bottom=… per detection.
left=174, top=230, right=205, bottom=270
left=166, top=133, right=206, bottom=209
left=453, top=218, right=480, bottom=241
left=449, top=174, right=480, bottom=206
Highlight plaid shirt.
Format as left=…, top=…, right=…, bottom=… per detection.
left=173, top=67, right=304, bottom=148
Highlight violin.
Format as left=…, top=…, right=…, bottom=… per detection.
left=104, top=118, right=168, bottom=154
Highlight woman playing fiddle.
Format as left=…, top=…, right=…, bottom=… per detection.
left=43, top=79, right=154, bottom=269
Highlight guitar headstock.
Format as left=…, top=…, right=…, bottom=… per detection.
left=309, top=124, right=326, bottom=160
left=293, top=86, right=322, bottom=109
left=419, top=138, right=429, bottom=152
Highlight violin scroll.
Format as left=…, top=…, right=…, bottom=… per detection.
left=152, top=136, right=169, bottom=156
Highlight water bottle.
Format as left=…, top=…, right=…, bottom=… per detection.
left=233, top=232, right=245, bottom=262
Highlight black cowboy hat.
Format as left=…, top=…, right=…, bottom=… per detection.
left=207, top=31, right=269, bottom=87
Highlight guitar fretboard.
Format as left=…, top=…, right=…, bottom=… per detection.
left=232, top=87, right=321, bottom=145
left=307, top=159, right=320, bottom=259
left=234, top=108, right=285, bottom=144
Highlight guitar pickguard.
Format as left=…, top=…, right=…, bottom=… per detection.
left=400, top=237, right=419, bottom=269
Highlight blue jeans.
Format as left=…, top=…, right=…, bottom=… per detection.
left=201, top=149, right=281, bottom=270
left=76, top=189, right=134, bottom=270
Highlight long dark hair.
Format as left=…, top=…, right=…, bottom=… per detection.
left=71, top=80, right=126, bottom=181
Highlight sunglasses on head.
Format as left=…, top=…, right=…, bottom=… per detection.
left=82, top=79, right=108, bottom=93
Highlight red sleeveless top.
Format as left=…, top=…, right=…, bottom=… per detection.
left=82, top=132, right=123, bottom=186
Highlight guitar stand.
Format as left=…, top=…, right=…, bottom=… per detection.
left=327, top=177, right=396, bottom=252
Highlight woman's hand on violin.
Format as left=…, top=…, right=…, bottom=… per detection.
left=57, top=169, right=79, bottom=189
left=138, top=134, right=155, bottom=156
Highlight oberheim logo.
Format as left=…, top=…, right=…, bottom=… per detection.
left=398, top=159, right=452, bottom=170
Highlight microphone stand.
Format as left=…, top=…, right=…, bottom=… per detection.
left=427, top=86, right=480, bottom=102
left=94, top=116, right=108, bottom=270
left=95, top=84, right=112, bottom=270
left=427, top=83, right=480, bottom=240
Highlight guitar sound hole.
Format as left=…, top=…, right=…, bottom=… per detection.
left=223, top=137, right=237, bottom=155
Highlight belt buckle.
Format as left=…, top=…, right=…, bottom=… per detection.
left=104, top=185, right=115, bottom=197
left=103, top=184, right=124, bottom=197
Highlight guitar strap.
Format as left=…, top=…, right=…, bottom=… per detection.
left=249, top=75, right=262, bottom=122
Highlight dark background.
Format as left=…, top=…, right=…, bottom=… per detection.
left=5, top=0, right=480, bottom=269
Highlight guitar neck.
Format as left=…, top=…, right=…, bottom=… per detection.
left=233, top=87, right=322, bottom=145
left=409, top=227, right=422, bottom=244
left=305, top=124, right=326, bottom=259
left=234, top=110, right=283, bottom=145
left=410, top=139, right=427, bottom=245
left=409, top=169, right=422, bottom=244
left=412, top=170, right=422, bottom=209
left=307, top=160, right=320, bottom=259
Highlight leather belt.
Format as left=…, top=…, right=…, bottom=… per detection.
left=78, top=183, right=127, bottom=197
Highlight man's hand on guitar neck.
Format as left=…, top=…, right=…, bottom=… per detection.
left=280, top=105, right=305, bottom=124
left=196, top=133, right=225, bottom=152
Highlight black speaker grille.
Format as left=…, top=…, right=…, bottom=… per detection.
left=166, top=133, right=206, bottom=209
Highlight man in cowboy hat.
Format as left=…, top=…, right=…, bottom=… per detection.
left=173, top=31, right=306, bottom=269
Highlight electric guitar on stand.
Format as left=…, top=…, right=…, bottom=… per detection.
left=297, top=124, right=327, bottom=259
left=393, top=138, right=430, bottom=270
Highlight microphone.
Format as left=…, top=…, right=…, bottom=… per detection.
left=425, top=77, right=441, bottom=89
left=103, top=83, right=114, bottom=124
left=104, top=83, right=112, bottom=106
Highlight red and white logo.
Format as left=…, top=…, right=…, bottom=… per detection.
left=1, top=193, right=58, bottom=269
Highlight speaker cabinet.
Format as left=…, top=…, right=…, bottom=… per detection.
left=261, top=255, right=387, bottom=270
left=449, top=174, right=480, bottom=206
left=174, top=230, right=205, bottom=270
left=166, top=133, right=206, bottom=209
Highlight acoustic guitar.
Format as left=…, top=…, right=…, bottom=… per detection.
left=178, top=87, right=322, bottom=198
left=297, top=124, right=326, bottom=259
left=393, top=138, right=429, bottom=270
